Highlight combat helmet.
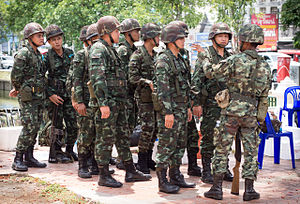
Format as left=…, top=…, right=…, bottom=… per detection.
left=79, top=25, right=89, bottom=41
left=169, top=21, right=189, bottom=37
left=23, top=22, right=45, bottom=39
left=161, top=24, right=186, bottom=44
left=239, top=24, right=264, bottom=45
left=120, top=19, right=141, bottom=34
left=140, top=23, right=161, bottom=40
left=209, top=23, right=232, bottom=40
left=97, top=16, right=120, bottom=37
left=86, top=23, right=98, bottom=40
left=45, top=24, right=64, bottom=41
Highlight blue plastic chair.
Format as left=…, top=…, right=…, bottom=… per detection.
left=279, top=86, right=300, bottom=127
left=258, top=112, right=296, bottom=169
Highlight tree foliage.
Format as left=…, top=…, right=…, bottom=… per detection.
left=281, top=0, right=300, bottom=48
left=1, top=0, right=205, bottom=51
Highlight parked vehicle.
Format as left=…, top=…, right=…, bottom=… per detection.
left=0, top=55, right=14, bottom=69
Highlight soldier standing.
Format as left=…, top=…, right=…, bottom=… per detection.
left=153, top=23, right=195, bottom=194
left=128, top=23, right=161, bottom=174
left=169, top=20, right=202, bottom=177
left=45, top=24, right=78, bottom=163
left=10, top=22, right=47, bottom=171
left=192, top=23, right=233, bottom=183
left=89, top=16, right=151, bottom=188
left=203, top=24, right=271, bottom=201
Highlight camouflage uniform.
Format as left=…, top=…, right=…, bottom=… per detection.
left=11, top=22, right=47, bottom=171
left=204, top=24, right=271, bottom=201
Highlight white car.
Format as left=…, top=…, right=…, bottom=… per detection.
left=0, top=55, right=14, bottom=69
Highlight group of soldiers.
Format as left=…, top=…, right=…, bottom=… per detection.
left=9, top=14, right=271, bottom=201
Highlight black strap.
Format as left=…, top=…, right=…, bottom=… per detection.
left=163, top=51, right=181, bottom=95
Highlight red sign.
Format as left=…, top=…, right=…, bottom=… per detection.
left=277, top=56, right=291, bottom=82
left=251, top=14, right=279, bottom=51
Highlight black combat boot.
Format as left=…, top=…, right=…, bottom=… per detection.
left=66, top=144, right=78, bottom=161
left=12, top=152, right=28, bottom=171
left=98, top=165, right=123, bottom=188
left=124, top=160, right=152, bottom=182
left=49, top=142, right=73, bottom=163
left=78, top=153, right=92, bottom=178
left=136, top=151, right=150, bottom=174
left=243, top=178, right=260, bottom=201
left=224, top=160, right=233, bottom=181
left=109, top=157, right=117, bottom=165
left=169, top=166, right=196, bottom=188
left=204, top=174, right=224, bottom=200
left=88, top=152, right=114, bottom=175
left=24, top=146, right=47, bottom=168
left=156, top=167, right=180, bottom=194
left=147, top=150, right=156, bottom=171
left=201, top=156, right=213, bottom=184
left=116, top=160, right=125, bottom=170
left=187, top=149, right=201, bottom=177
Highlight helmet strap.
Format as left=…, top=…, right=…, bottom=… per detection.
left=173, top=42, right=180, bottom=51
left=213, top=38, right=226, bottom=48
left=128, top=32, right=135, bottom=43
left=239, top=41, right=244, bottom=52
left=153, top=37, right=159, bottom=47
left=29, top=37, right=40, bottom=49
left=109, top=34, right=115, bottom=44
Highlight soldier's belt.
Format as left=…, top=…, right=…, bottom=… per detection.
left=231, top=92, right=257, bottom=105
left=107, top=79, right=127, bottom=87
left=173, top=96, right=188, bottom=103
left=32, top=86, right=44, bottom=93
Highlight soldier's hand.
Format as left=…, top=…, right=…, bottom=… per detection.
left=49, top=94, right=64, bottom=106
left=9, top=88, right=19, bottom=97
left=191, top=44, right=205, bottom=53
left=187, top=108, right=193, bottom=122
left=72, top=100, right=79, bottom=110
left=100, top=106, right=110, bottom=119
left=77, top=103, right=87, bottom=116
left=149, top=82, right=154, bottom=92
left=165, top=114, right=174, bottom=129
left=193, top=106, right=202, bottom=118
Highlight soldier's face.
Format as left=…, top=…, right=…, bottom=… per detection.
left=130, top=29, right=140, bottom=42
left=214, top=33, right=229, bottom=47
left=175, top=37, right=185, bottom=49
left=30, top=32, right=44, bottom=47
left=48, top=35, right=63, bottom=50
left=111, top=29, right=120, bottom=43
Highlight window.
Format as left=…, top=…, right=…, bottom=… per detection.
left=260, top=7, right=266, bottom=13
left=271, top=7, right=278, bottom=13
left=260, top=0, right=266, bottom=2
left=270, top=0, right=277, bottom=2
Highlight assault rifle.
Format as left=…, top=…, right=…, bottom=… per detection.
left=231, top=129, right=242, bottom=195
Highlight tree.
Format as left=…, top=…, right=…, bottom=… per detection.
left=281, top=0, right=300, bottom=48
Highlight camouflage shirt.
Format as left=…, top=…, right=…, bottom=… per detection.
left=44, top=47, right=74, bottom=98
left=73, top=47, right=90, bottom=105
left=11, top=42, right=47, bottom=100
left=153, top=49, right=191, bottom=114
left=191, top=45, right=231, bottom=107
left=89, top=39, right=127, bottom=107
left=204, top=49, right=271, bottom=117
left=128, top=45, right=156, bottom=102
left=117, top=40, right=137, bottom=74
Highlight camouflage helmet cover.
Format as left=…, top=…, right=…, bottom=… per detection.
left=239, top=24, right=264, bottom=45
left=86, top=23, right=98, bottom=40
left=209, top=22, right=232, bottom=40
left=169, top=21, right=189, bottom=37
left=140, top=23, right=161, bottom=40
left=45, top=24, right=64, bottom=41
left=23, top=22, right=45, bottom=39
left=120, top=18, right=141, bottom=33
left=161, top=24, right=186, bottom=43
left=79, top=25, right=89, bottom=41
left=97, top=16, right=120, bottom=36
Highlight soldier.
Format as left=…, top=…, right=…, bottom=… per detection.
left=192, top=23, right=233, bottom=183
left=203, top=24, right=271, bottom=201
left=153, top=23, right=195, bottom=194
left=89, top=16, right=151, bottom=188
left=169, top=20, right=202, bottom=177
left=128, top=23, right=161, bottom=174
left=10, top=22, right=47, bottom=171
left=45, top=24, right=78, bottom=163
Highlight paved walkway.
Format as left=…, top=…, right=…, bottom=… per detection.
left=0, top=147, right=299, bottom=203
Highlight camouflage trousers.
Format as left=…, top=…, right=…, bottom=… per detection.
left=16, top=99, right=44, bottom=152
left=137, top=101, right=157, bottom=153
left=212, top=114, right=260, bottom=180
left=77, top=106, right=96, bottom=155
left=187, top=116, right=199, bottom=154
left=127, top=95, right=137, bottom=135
left=94, top=101, right=132, bottom=166
left=200, top=103, right=221, bottom=158
left=48, top=97, right=78, bottom=145
left=156, top=105, right=188, bottom=169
